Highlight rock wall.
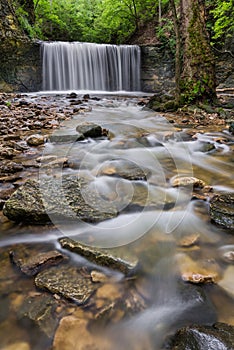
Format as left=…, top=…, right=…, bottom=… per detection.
left=140, top=45, right=234, bottom=93
left=0, top=41, right=42, bottom=92
left=140, top=45, right=175, bottom=93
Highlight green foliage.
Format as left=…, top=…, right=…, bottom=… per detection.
left=211, top=0, right=234, bottom=40
left=155, top=17, right=175, bottom=51
left=14, top=2, right=41, bottom=38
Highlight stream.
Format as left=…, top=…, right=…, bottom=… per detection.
left=0, top=92, right=233, bottom=350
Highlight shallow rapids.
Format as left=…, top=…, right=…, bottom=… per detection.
left=0, top=93, right=233, bottom=350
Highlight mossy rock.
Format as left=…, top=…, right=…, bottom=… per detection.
left=210, top=193, right=234, bottom=230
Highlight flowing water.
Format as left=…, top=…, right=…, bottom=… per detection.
left=0, top=93, right=233, bottom=349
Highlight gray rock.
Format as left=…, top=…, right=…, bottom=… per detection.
left=35, top=265, right=97, bottom=304
left=76, top=122, right=103, bottom=138
left=97, top=159, right=150, bottom=181
left=210, top=193, right=234, bottom=229
left=168, top=323, right=234, bottom=350
left=49, top=131, right=84, bottom=143
left=59, top=237, right=139, bottom=275
left=3, top=175, right=118, bottom=224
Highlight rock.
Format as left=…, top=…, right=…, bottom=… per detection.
left=26, top=134, right=45, bottom=146
left=171, top=176, right=206, bottom=189
left=76, top=122, right=103, bottom=138
left=40, top=157, right=68, bottom=169
left=49, top=131, right=84, bottom=143
left=229, top=122, right=234, bottom=135
left=53, top=316, right=110, bottom=350
left=91, top=271, right=110, bottom=283
left=36, top=155, right=57, bottom=163
left=97, top=159, right=150, bottom=181
left=59, top=237, right=138, bottom=275
left=177, top=233, right=200, bottom=247
left=35, top=265, right=98, bottom=304
left=176, top=253, right=220, bottom=284
left=168, top=323, right=234, bottom=350
left=10, top=246, right=67, bottom=276
left=0, top=161, right=23, bottom=174
left=218, top=266, right=234, bottom=297
left=3, top=176, right=118, bottom=224
left=18, top=293, right=59, bottom=338
left=210, top=192, right=234, bottom=229
left=2, top=342, right=30, bottom=350
left=218, top=245, right=234, bottom=264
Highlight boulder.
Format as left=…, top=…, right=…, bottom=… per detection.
left=210, top=192, right=234, bottom=229
left=76, top=122, right=103, bottom=138
left=168, top=323, right=234, bottom=350
left=3, top=175, right=118, bottom=224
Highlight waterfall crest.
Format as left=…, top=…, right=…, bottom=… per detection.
left=42, top=42, right=141, bottom=91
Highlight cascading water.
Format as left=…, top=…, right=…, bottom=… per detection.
left=41, top=42, right=141, bottom=91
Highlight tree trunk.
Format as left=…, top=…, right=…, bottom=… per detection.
left=179, top=0, right=217, bottom=104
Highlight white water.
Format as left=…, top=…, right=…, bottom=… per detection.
left=42, top=42, right=141, bottom=91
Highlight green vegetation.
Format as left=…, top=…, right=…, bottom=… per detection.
left=12, top=0, right=233, bottom=48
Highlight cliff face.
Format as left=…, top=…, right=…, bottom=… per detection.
left=0, top=0, right=41, bottom=92
left=0, top=0, right=27, bottom=41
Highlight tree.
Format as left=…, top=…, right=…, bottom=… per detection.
left=170, top=0, right=217, bottom=105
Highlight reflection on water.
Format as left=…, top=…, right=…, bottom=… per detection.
left=0, top=94, right=233, bottom=349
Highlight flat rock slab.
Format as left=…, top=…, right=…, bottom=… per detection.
left=49, top=131, right=84, bottom=143
left=10, top=246, right=67, bottom=276
left=169, top=323, right=234, bottom=350
left=210, top=192, right=234, bottom=229
left=59, top=237, right=138, bottom=275
left=3, top=175, right=118, bottom=224
left=35, top=265, right=97, bottom=304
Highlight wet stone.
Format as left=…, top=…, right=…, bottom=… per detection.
left=0, top=161, right=24, bottom=175
left=35, top=265, right=98, bottom=305
left=59, top=237, right=139, bottom=276
left=3, top=175, right=118, bottom=224
left=171, top=176, right=206, bottom=189
left=168, top=323, right=234, bottom=350
left=210, top=192, right=234, bottom=229
left=76, top=122, right=103, bottom=138
left=97, top=159, right=150, bottom=181
left=10, top=246, right=68, bottom=276
left=49, top=131, right=84, bottom=143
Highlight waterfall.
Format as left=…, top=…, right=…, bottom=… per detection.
left=41, top=42, right=141, bottom=91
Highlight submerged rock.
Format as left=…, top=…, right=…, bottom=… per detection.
left=3, top=176, right=118, bottom=224
left=210, top=192, right=234, bottom=229
left=168, top=322, right=234, bottom=350
left=35, top=265, right=98, bottom=304
left=218, top=266, right=234, bottom=298
left=59, top=237, right=138, bottom=275
left=18, top=293, right=59, bottom=338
